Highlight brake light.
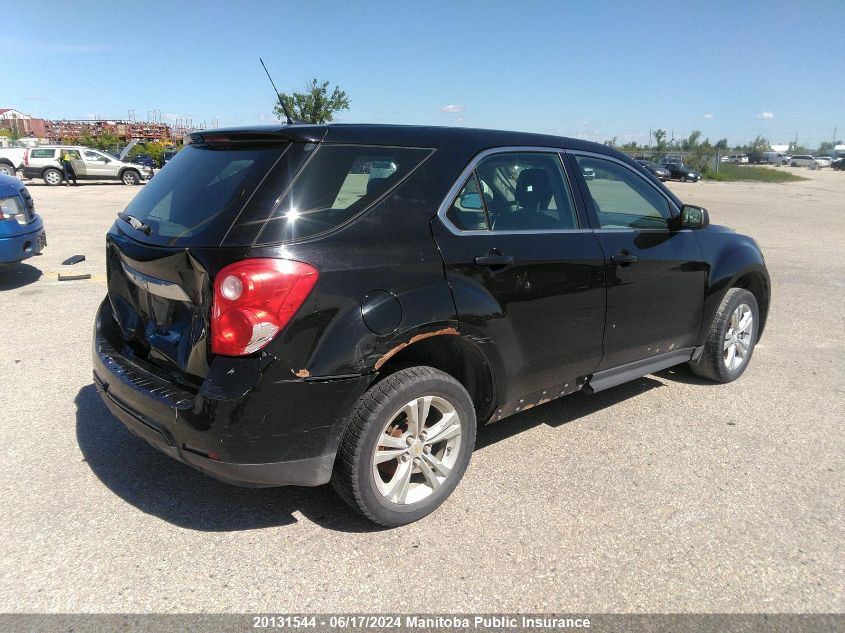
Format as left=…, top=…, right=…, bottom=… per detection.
left=211, top=258, right=319, bottom=356
left=23, top=150, right=28, bottom=167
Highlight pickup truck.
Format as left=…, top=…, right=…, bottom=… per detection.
left=0, top=147, right=26, bottom=177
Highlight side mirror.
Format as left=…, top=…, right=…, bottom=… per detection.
left=680, top=204, right=709, bottom=229
left=460, top=192, right=483, bottom=210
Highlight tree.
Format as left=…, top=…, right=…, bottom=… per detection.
left=653, top=129, right=667, bottom=151
left=273, top=78, right=350, bottom=124
left=715, top=138, right=728, bottom=150
left=603, top=136, right=618, bottom=148
left=682, top=130, right=702, bottom=151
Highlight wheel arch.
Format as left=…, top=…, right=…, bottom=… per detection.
left=373, top=332, right=498, bottom=424
left=703, top=262, right=771, bottom=343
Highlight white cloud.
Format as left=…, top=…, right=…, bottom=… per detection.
left=702, top=113, right=715, bottom=120
left=454, top=116, right=465, bottom=123
left=440, top=104, right=465, bottom=113
left=760, top=111, right=775, bottom=120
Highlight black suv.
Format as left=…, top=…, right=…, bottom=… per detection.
left=93, top=124, right=770, bottom=526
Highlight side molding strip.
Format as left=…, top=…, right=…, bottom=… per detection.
left=584, top=348, right=696, bottom=394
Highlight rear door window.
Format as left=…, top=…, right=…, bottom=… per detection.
left=30, top=149, right=56, bottom=159
left=255, top=144, right=432, bottom=244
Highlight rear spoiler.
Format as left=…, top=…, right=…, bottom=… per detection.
left=187, top=126, right=327, bottom=147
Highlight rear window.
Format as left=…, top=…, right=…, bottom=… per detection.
left=255, top=144, right=432, bottom=244
left=30, top=149, right=56, bottom=159
left=118, top=143, right=288, bottom=246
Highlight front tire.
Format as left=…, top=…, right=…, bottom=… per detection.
left=331, top=366, right=476, bottom=526
left=43, top=168, right=63, bottom=186
left=0, top=163, right=15, bottom=177
left=121, top=170, right=140, bottom=185
left=690, top=288, right=759, bottom=383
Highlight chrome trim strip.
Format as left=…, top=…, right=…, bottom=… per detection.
left=120, top=261, right=191, bottom=302
left=435, top=146, right=593, bottom=236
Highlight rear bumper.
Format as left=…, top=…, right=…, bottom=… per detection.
left=94, top=375, right=336, bottom=487
left=0, top=223, right=46, bottom=264
left=92, top=299, right=371, bottom=487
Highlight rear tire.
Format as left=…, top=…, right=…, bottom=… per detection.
left=0, top=163, right=15, bottom=177
left=331, top=366, right=476, bottom=526
left=121, top=170, right=140, bottom=185
left=43, top=168, right=63, bottom=186
left=689, top=288, right=759, bottom=383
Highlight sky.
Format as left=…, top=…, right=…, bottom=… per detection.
left=2, top=0, right=844, bottom=147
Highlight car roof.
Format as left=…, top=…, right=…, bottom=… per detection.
left=200, top=123, right=627, bottom=157
left=0, top=173, right=24, bottom=195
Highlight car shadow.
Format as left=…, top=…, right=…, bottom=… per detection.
left=76, top=376, right=663, bottom=533
left=74, top=384, right=378, bottom=534
left=0, top=262, right=42, bottom=290
left=654, top=364, right=714, bottom=386
left=476, top=376, right=663, bottom=449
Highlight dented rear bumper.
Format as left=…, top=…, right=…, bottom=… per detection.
left=92, top=299, right=371, bottom=487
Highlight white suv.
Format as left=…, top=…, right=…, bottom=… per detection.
left=22, top=146, right=153, bottom=185
left=788, top=154, right=824, bottom=168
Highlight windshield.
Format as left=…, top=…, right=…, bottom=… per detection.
left=118, top=142, right=288, bottom=246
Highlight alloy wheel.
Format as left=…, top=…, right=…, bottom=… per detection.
left=724, top=303, right=753, bottom=371
left=372, top=395, right=463, bottom=505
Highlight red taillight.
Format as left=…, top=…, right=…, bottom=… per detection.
left=23, top=150, right=28, bottom=167
left=211, top=258, right=319, bottom=356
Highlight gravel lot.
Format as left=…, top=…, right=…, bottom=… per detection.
left=1, top=168, right=842, bottom=613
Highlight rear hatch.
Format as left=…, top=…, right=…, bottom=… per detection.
left=104, top=132, right=310, bottom=383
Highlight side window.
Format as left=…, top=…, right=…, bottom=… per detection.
left=83, top=151, right=103, bottom=161
left=573, top=156, right=672, bottom=230
left=474, top=152, right=578, bottom=231
left=256, top=145, right=432, bottom=244
left=30, top=149, right=56, bottom=159
left=446, top=172, right=489, bottom=231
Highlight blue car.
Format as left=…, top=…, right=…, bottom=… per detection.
left=0, top=174, right=46, bottom=265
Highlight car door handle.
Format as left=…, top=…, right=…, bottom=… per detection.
left=610, top=251, right=638, bottom=265
left=474, top=254, right=514, bottom=267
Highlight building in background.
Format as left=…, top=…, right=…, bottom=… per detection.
left=1, top=107, right=196, bottom=146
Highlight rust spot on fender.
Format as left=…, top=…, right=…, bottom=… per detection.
left=293, top=369, right=311, bottom=378
left=374, top=327, right=459, bottom=370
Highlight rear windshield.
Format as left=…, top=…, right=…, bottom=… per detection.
left=118, top=143, right=288, bottom=246
left=255, top=144, right=432, bottom=244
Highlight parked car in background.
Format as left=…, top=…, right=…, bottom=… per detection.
left=130, top=154, right=157, bottom=169
left=0, top=146, right=26, bottom=177
left=22, top=146, right=153, bottom=185
left=660, top=160, right=702, bottom=182
left=727, top=154, right=749, bottom=164
left=788, top=155, right=818, bottom=168
left=0, top=173, right=46, bottom=266
left=831, top=157, right=845, bottom=171
left=813, top=156, right=831, bottom=168
left=636, top=160, right=672, bottom=181
left=93, top=124, right=769, bottom=526
left=761, top=151, right=788, bottom=165
left=163, top=149, right=178, bottom=165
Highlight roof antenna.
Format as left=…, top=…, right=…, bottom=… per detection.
left=260, top=57, right=298, bottom=125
